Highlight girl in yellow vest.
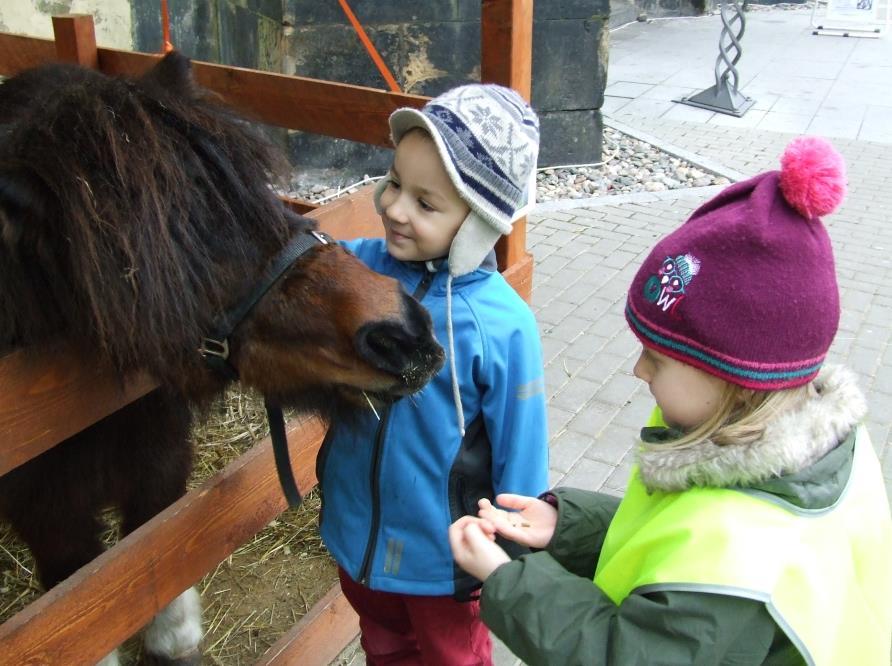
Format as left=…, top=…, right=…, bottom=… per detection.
left=449, top=136, right=892, bottom=666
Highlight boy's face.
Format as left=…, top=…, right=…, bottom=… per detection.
left=379, top=130, right=470, bottom=263
left=633, top=346, right=726, bottom=430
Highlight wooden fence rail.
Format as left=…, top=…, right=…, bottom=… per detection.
left=0, top=1, right=533, bottom=662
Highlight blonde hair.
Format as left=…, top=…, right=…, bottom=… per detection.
left=645, top=381, right=816, bottom=451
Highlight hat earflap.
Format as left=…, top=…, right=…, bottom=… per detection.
left=448, top=211, right=504, bottom=277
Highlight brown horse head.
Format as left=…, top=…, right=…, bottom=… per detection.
left=233, top=229, right=443, bottom=409
left=0, top=52, right=443, bottom=414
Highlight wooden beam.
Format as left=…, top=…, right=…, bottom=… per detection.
left=0, top=30, right=428, bottom=144
left=0, top=415, right=327, bottom=664
left=0, top=33, right=55, bottom=77
left=280, top=195, right=318, bottom=215
left=0, top=348, right=155, bottom=477
left=257, top=585, right=360, bottom=666
left=481, top=0, right=534, bottom=99
left=51, top=15, right=98, bottom=69
left=94, top=49, right=427, bottom=146
left=306, top=183, right=384, bottom=240
left=482, top=0, right=534, bottom=275
left=502, top=251, right=534, bottom=303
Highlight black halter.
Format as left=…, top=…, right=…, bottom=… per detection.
left=200, top=228, right=333, bottom=507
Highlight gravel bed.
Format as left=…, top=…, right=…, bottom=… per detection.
left=286, top=126, right=731, bottom=207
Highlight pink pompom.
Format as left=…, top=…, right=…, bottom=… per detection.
left=779, top=136, right=847, bottom=219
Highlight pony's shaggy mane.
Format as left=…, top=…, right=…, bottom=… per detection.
left=0, top=54, right=309, bottom=385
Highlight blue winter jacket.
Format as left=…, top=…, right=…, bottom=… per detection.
left=317, top=238, right=549, bottom=597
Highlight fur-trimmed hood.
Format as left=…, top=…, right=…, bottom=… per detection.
left=637, top=365, right=866, bottom=495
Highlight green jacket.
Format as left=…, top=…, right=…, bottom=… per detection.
left=480, top=366, right=885, bottom=665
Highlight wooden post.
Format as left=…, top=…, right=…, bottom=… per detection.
left=481, top=0, right=535, bottom=295
left=51, top=14, right=98, bottom=69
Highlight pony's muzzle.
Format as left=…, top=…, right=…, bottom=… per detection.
left=355, top=295, right=444, bottom=392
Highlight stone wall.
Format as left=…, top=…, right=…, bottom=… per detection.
left=282, top=1, right=611, bottom=183
left=609, top=0, right=708, bottom=27
left=0, top=0, right=133, bottom=49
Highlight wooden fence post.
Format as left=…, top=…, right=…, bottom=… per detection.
left=52, top=14, right=98, bottom=69
left=481, top=0, right=535, bottom=289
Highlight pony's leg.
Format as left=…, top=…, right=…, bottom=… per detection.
left=141, top=588, right=202, bottom=665
left=113, top=390, right=202, bottom=665
left=7, top=504, right=105, bottom=589
left=96, top=649, right=121, bottom=666
left=0, top=425, right=108, bottom=590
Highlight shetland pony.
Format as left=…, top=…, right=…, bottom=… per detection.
left=0, top=53, right=443, bottom=665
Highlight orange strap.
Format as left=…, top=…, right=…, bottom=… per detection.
left=160, top=0, right=174, bottom=53
left=337, top=0, right=401, bottom=93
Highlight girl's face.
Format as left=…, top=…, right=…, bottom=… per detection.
left=633, top=346, right=726, bottom=430
left=378, top=130, right=470, bottom=263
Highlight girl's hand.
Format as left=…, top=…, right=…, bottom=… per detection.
left=477, top=493, right=558, bottom=550
left=449, top=516, right=510, bottom=582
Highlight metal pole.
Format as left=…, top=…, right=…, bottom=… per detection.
left=676, top=0, right=755, bottom=117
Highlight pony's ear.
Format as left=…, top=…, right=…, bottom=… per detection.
left=0, top=169, right=49, bottom=248
left=140, top=51, right=197, bottom=98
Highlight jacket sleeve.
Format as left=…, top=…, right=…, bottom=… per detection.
left=480, top=554, right=794, bottom=666
left=478, top=304, right=548, bottom=498
left=545, top=487, right=620, bottom=579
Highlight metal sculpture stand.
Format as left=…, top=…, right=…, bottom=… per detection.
left=677, top=0, right=755, bottom=117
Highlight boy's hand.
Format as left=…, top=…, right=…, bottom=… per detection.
left=449, top=516, right=510, bottom=582
left=477, top=494, right=558, bottom=550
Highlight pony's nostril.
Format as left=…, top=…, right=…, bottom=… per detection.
left=357, top=323, right=411, bottom=375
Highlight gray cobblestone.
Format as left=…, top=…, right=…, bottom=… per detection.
left=594, top=373, right=642, bottom=408
left=543, top=315, right=591, bottom=344
left=546, top=404, right=574, bottom=439
left=561, top=457, right=614, bottom=493
left=535, top=299, right=577, bottom=326
left=563, top=332, right=610, bottom=361
left=600, top=331, right=640, bottom=360
left=551, top=376, right=604, bottom=414
left=585, top=423, right=638, bottom=467
left=566, top=400, right=619, bottom=438
left=577, top=352, right=628, bottom=384
left=550, top=430, right=597, bottom=474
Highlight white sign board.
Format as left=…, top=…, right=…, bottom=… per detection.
left=812, top=0, right=889, bottom=36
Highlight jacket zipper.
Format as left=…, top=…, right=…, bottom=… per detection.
left=358, top=268, right=436, bottom=585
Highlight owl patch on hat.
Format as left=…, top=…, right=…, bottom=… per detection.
left=643, top=254, right=701, bottom=315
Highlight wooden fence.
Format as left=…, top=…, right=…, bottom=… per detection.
left=0, top=3, right=533, bottom=663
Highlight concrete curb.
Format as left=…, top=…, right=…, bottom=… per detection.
left=533, top=184, right=725, bottom=214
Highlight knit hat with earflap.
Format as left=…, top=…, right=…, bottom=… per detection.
left=374, top=83, right=540, bottom=277
left=374, top=84, right=540, bottom=436
left=626, top=136, right=847, bottom=390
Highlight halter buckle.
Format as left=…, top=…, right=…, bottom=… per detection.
left=199, top=336, right=230, bottom=360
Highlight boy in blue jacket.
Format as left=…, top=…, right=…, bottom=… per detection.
left=316, top=84, right=549, bottom=665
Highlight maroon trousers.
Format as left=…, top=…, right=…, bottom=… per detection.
left=338, top=567, right=493, bottom=666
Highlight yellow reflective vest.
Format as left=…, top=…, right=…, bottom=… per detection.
left=594, top=423, right=892, bottom=666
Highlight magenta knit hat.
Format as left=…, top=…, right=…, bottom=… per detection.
left=625, top=136, right=847, bottom=390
